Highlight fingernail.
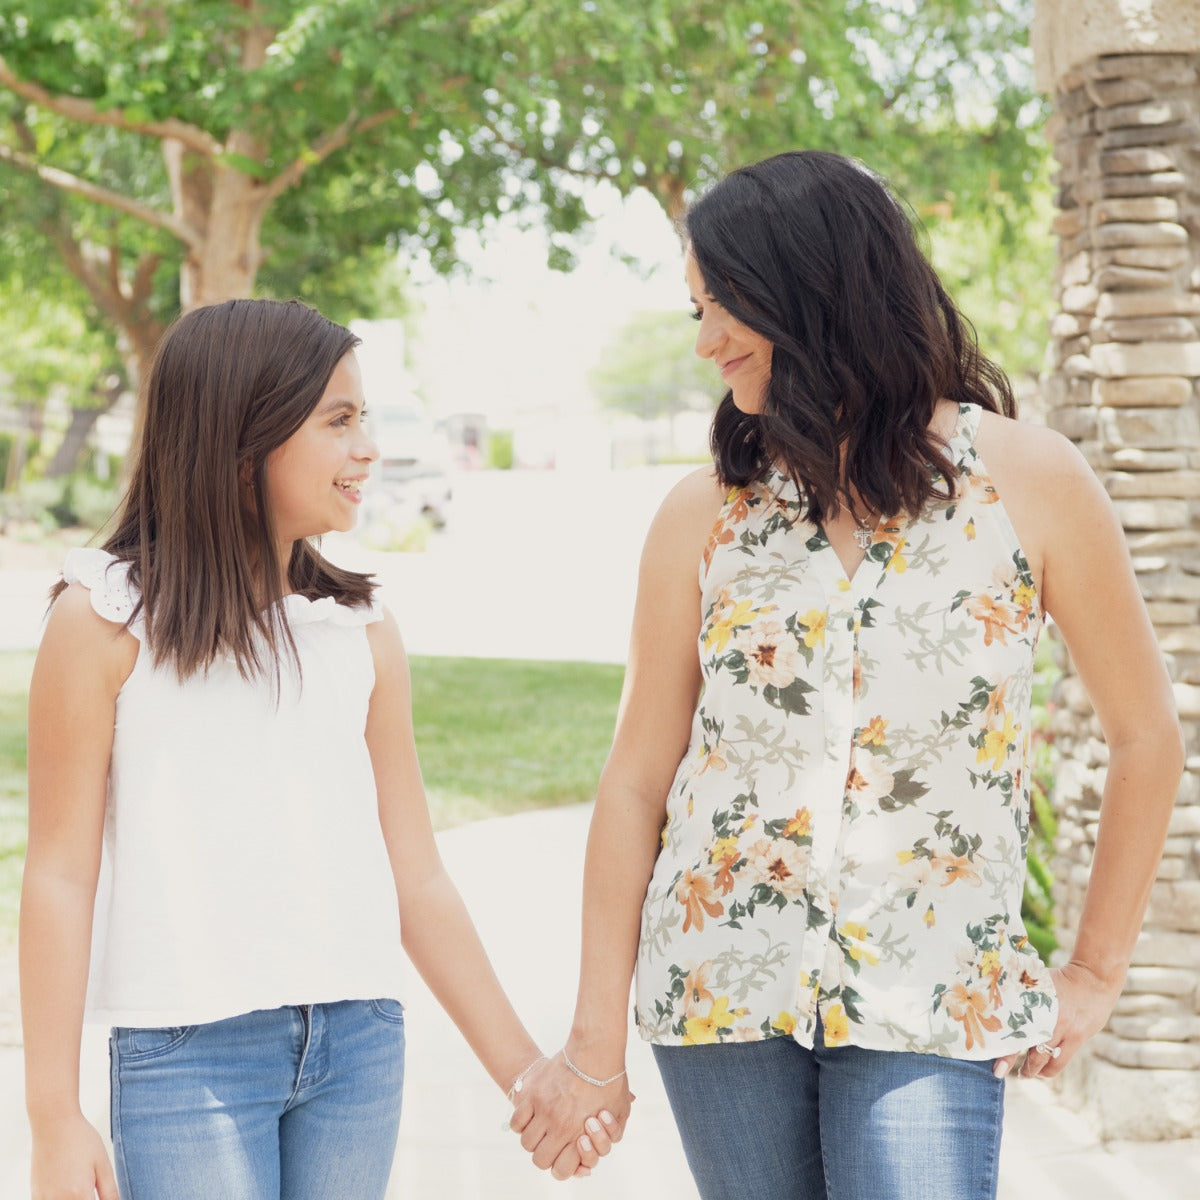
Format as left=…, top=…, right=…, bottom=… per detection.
left=599, top=1110, right=615, bottom=1125
left=994, top=1061, right=1010, bottom=1079
left=579, top=1168, right=591, bottom=1177
left=586, top=1117, right=602, bottom=1134
left=580, top=1135, right=594, bottom=1153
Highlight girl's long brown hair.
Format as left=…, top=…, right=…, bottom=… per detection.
left=56, top=298, right=376, bottom=680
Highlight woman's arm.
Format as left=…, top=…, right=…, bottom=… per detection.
left=991, top=429, right=1185, bottom=1079
left=511, top=467, right=726, bottom=1177
left=22, top=584, right=134, bottom=1200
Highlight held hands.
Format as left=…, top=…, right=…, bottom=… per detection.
left=994, top=960, right=1126, bottom=1081
left=509, top=1050, right=634, bottom=1181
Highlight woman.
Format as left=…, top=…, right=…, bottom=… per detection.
left=512, top=152, right=1183, bottom=1196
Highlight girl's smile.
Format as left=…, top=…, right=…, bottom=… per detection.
left=265, top=351, right=379, bottom=546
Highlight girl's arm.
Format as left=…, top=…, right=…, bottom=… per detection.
left=366, top=611, right=607, bottom=1175
left=511, top=468, right=725, bottom=1179
left=22, top=584, right=135, bottom=1200
left=993, top=431, right=1185, bottom=1079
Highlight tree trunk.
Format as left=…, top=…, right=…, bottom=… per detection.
left=174, top=143, right=269, bottom=310
left=44, top=375, right=126, bottom=478
left=44, top=405, right=105, bottom=478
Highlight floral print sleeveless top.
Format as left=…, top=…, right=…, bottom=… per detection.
left=635, top=403, right=1058, bottom=1058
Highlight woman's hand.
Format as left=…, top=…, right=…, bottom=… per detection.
left=509, top=1053, right=634, bottom=1180
left=31, top=1112, right=119, bottom=1200
left=994, top=960, right=1125, bottom=1081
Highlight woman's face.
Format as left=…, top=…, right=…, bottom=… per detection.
left=686, top=250, right=773, bottom=415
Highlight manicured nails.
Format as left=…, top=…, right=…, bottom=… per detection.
left=599, top=1110, right=616, bottom=1126
left=994, top=1060, right=1010, bottom=1079
left=585, top=1117, right=602, bottom=1135
left=580, top=1135, right=594, bottom=1154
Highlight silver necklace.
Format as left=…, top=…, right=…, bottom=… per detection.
left=838, top=500, right=875, bottom=549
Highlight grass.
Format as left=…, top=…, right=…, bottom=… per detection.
left=0, top=652, right=623, bottom=940
left=410, top=656, right=624, bottom=827
left=0, top=652, right=34, bottom=943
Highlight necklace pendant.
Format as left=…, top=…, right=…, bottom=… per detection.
left=852, top=525, right=873, bottom=550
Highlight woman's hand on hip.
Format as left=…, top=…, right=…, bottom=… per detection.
left=994, top=960, right=1125, bottom=1081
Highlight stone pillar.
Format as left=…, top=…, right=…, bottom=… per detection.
left=1032, top=1, right=1200, bottom=1140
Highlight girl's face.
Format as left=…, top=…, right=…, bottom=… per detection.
left=686, top=250, right=773, bottom=415
left=264, top=351, right=379, bottom=547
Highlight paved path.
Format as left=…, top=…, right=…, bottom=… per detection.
left=4, top=804, right=1199, bottom=1198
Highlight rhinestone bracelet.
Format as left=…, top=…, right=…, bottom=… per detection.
left=561, top=1047, right=626, bottom=1088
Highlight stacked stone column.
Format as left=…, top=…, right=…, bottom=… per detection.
left=1039, top=47, right=1200, bottom=1139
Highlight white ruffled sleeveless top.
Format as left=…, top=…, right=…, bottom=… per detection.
left=66, top=548, right=406, bottom=1027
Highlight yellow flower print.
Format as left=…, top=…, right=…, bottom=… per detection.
left=964, top=517, right=977, bottom=541
left=839, top=922, right=879, bottom=966
left=923, top=903, right=936, bottom=928
left=823, top=1003, right=850, bottom=1046
left=977, top=712, right=1019, bottom=772
left=896, top=849, right=915, bottom=864
left=784, top=807, right=812, bottom=838
left=771, top=1010, right=797, bottom=1036
left=1014, top=581, right=1037, bottom=612
left=837, top=577, right=851, bottom=592
left=683, top=996, right=736, bottom=1044
left=858, top=716, right=888, bottom=747
left=710, top=837, right=739, bottom=865
left=980, top=950, right=1001, bottom=979
left=703, top=598, right=774, bottom=654
left=799, top=609, right=827, bottom=648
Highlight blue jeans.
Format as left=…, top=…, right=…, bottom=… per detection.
left=652, top=1031, right=1004, bottom=1200
left=110, top=999, right=406, bottom=1200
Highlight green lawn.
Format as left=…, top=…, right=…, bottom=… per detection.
left=0, top=652, right=624, bottom=940
left=0, top=651, right=34, bottom=942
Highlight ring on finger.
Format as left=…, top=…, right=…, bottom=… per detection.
left=1034, top=1042, right=1061, bottom=1059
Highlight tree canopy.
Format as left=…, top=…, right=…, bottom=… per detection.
left=0, top=0, right=1047, bottom=413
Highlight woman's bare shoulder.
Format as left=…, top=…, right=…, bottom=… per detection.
left=639, top=465, right=728, bottom=580
left=973, top=409, right=1100, bottom=497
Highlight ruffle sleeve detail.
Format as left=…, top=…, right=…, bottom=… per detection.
left=281, top=592, right=384, bottom=629
left=62, top=547, right=143, bottom=637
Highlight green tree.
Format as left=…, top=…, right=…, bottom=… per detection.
left=589, top=309, right=719, bottom=420
left=1, top=1, right=1047, bottom=387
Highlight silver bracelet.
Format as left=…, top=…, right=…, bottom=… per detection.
left=561, top=1047, right=626, bottom=1088
left=506, top=1054, right=547, bottom=1105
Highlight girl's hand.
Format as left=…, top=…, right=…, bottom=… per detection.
left=31, top=1112, right=119, bottom=1200
left=510, top=1053, right=634, bottom=1180
left=994, top=961, right=1125, bottom=1081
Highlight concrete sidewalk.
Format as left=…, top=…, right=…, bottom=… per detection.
left=4, top=803, right=1198, bottom=1198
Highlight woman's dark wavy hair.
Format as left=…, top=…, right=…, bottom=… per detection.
left=54, top=298, right=375, bottom=681
left=689, top=150, right=1015, bottom=522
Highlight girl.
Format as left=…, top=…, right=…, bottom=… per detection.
left=20, top=299, right=620, bottom=1198
left=512, top=151, right=1183, bottom=1196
